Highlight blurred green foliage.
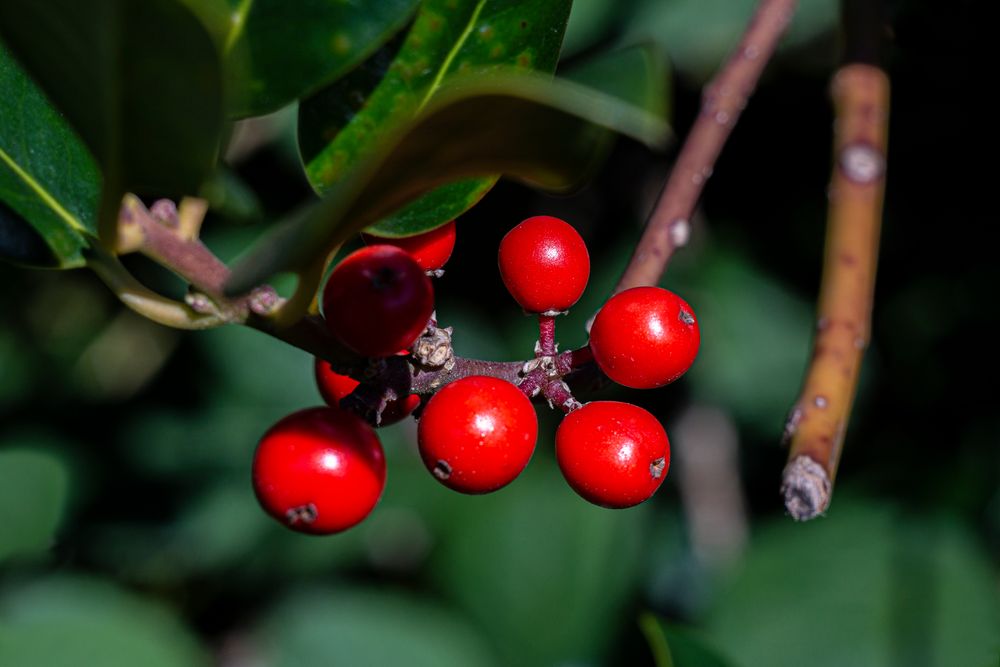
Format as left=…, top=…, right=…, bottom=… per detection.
left=1, top=1, right=998, bottom=666
left=0, top=448, right=69, bottom=563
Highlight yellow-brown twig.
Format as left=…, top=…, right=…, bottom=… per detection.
left=781, top=63, right=889, bottom=520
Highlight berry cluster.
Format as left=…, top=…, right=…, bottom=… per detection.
left=252, top=215, right=699, bottom=534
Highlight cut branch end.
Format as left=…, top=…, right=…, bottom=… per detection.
left=781, top=455, right=831, bottom=521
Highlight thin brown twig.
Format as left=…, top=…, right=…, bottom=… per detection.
left=100, top=197, right=592, bottom=416
left=781, top=63, right=889, bottom=520
left=614, top=0, right=798, bottom=294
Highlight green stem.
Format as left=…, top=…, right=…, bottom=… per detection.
left=86, top=247, right=225, bottom=330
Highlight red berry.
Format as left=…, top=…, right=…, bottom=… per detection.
left=322, top=245, right=434, bottom=357
left=417, top=376, right=537, bottom=494
left=314, top=357, right=420, bottom=426
left=497, top=215, right=590, bottom=313
left=252, top=407, right=386, bottom=534
left=589, top=286, right=700, bottom=389
left=362, top=220, right=457, bottom=272
left=556, top=401, right=669, bottom=509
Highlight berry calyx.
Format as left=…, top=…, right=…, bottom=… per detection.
left=417, top=375, right=538, bottom=494
left=314, top=357, right=420, bottom=426
left=252, top=407, right=386, bottom=534
left=555, top=401, right=669, bottom=509
left=498, top=215, right=590, bottom=314
left=362, top=220, right=457, bottom=273
left=322, top=245, right=434, bottom=357
left=589, top=286, right=700, bottom=389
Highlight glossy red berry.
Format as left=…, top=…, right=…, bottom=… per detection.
left=589, top=286, right=700, bottom=389
left=556, top=401, right=669, bottom=509
left=314, top=357, right=420, bottom=426
left=418, top=375, right=538, bottom=494
left=497, top=215, right=590, bottom=313
left=322, top=245, right=434, bottom=357
left=252, top=407, right=386, bottom=534
left=362, top=220, right=457, bottom=272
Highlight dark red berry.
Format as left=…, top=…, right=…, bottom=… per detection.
left=589, top=286, right=700, bottom=389
left=252, top=407, right=386, bottom=534
left=322, top=245, right=434, bottom=357
left=555, top=401, right=669, bottom=509
left=362, top=220, right=457, bottom=272
left=497, top=215, right=590, bottom=313
left=314, top=357, right=420, bottom=426
left=417, top=375, right=537, bottom=494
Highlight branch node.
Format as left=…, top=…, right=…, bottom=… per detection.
left=781, top=406, right=803, bottom=446
left=669, top=218, right=691, bottom=248
left=838, top=142, right=886, bottom=184
left=248, top=285, right=282, bottom=316
left=413, top=324, right=455, bottom=370
left=185, top=290, right=218, bottom=315
left=150, top=199, right=179, bottom=227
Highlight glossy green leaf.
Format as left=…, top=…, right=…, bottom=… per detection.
left=562, top=0, right=621, bottom=57
left=562, top=43, right=670, bottom=121
left=0, top=576, right=208, bottom=667
left=0, top=0, right=224, bottom=240
left=0, top=43, right=99, bottom=268
left=258, top=588, right=497, bottom=667
left=706, top=499, right=1000, bottom=667
left=298, top=0, right=572, bottom=238
left=222, top=0, right=420, bottom=118
left=0, top=448, right=69, bottom=563
left=227, top=73, right=669, bottom=301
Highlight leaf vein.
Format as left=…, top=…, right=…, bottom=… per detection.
left=0, top=145, right=86, bottom=234
left=416, top=0, right=488, bottom=112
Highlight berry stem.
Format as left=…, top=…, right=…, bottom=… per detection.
left=781, top=0, right=888, bottom=521
left=613, top=0, right=798, bottom=295
left=537, top=314, right=557, bottom=357
left=99, top=202, right=598, bottom=407
left=542, top=379, right=581, bottom=413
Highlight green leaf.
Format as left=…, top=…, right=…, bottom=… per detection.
left=227, top=73, right=669, bottom=303
left=0, top=448, right=69, bottom=563
left=0, top=0, right=224, bottom=240
left=706, top=499, right=1000, bottom=667
left=562, top=43, right=670, bottom=121
left=430, top=459, right=649, bottom=666
left=258, top=588, right=498, bottom=667
left=640, top=615, right=735, bottom=667
left=621, top=0, right=837, bottom=81
left=298, top=0, right=572, bottom=238
left=366, top=179, right=497, bottom=238
left=0, top=43, right=99, bottom=268
left=562, top=0, right=621, bottom=57
left=0, top=576, right=208, bottom=667
left=199, top=166, right=264, bottom=223
left=223, top=0, right=421, bottom=118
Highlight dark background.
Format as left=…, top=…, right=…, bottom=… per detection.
left=1, top=1, right=996, bottom=665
